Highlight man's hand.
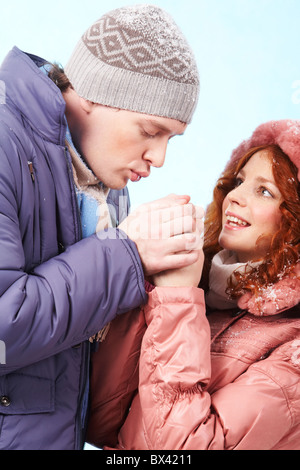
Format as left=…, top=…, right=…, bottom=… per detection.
left=118, top=194, right=204, bottom=276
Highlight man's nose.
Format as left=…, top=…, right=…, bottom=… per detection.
left=144, top=139, right=168, bottom=168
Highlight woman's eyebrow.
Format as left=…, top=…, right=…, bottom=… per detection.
left=256, top=176, right=276, bottom=185
left=238, top=170, right=279, bottom=190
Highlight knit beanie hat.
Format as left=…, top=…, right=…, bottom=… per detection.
left=64, top=4, right=199, bottom=124
left=227, top=120, right=300, bottom=180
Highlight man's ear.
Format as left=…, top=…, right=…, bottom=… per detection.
left=78, top=97, right=94, bottom=114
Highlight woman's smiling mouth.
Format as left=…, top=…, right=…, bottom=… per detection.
left=225, top=211, right=250, bottom=228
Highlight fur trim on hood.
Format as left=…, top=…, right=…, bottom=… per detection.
left=238, top=264, right=300, bottom=316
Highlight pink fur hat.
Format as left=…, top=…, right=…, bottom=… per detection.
left=228, top=120, right=300, bottom=180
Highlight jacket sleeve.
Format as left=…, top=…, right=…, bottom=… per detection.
left=86, top=307, right=146, bottom=448
left=137, top=287, right=296, bottom=450
left=0, top=140, right=147, bottom=374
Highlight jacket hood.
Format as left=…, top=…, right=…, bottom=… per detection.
left=0, top=47, right=66, bottom=145
left=238, top=263, right=300, bottom=316
left=221, top=120, right=300, bottom=315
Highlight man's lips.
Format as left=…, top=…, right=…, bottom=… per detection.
left=130, top=170, right=150, bottom=182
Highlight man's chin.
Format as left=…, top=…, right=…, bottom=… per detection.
left=106, top=179, right=128, bottom=191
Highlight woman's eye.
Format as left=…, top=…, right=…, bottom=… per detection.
left=260, top=187, right=273, bottom=197
left=234, top=177, right=243, bottom=187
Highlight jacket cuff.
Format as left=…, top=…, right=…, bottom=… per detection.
left=148, top=285, right=204, bottom=306
left=144, top=286, right=205, bottom=324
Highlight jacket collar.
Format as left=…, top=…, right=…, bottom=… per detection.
left=206, top=250, right=300, bottom=316
left=0, top=46, right=67, bottom=145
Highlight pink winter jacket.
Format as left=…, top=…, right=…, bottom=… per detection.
left=87, top=278, right=300, bottom=450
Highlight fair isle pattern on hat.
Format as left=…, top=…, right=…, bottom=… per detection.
left=227, top=120, right=300, bottom=180
left=65, top=4, right=199, bottom=123
left=82, top=7, right=197, bottom=84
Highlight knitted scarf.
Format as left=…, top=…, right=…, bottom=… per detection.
left=205, top=250, right=257, bottom=310
left=66, top=140, right=112, bottom=342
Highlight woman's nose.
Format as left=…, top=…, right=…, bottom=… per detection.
left=227, top=184, right=247, bottom=206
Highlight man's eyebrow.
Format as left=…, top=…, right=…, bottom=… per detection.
left=144, top=119, right=185, bottom=136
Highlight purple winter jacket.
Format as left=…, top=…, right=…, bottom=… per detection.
left=0, top=47, right=147, bottom=449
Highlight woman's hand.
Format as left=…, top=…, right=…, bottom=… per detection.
left=152, top=234, right=204, bottom=287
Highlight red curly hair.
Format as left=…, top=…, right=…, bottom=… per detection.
left=200, top=144, right=300, bottom=299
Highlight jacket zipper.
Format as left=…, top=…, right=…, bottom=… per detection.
left=63, top=145, right=88, bottom=449
left=27, top=161, right=35, bottom=182
left=76, top=341, right=91, bottom=449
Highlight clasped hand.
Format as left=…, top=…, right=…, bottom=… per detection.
left=119, top=194, right=204, bottom=286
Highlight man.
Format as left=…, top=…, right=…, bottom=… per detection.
left=0, top=5, right=200, bottom=449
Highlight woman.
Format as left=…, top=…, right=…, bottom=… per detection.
left=87, top=120, right=300, bottom=450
